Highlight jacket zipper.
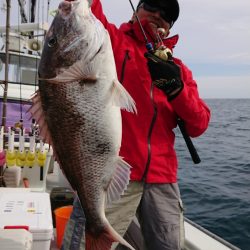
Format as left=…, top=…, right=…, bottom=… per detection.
left=142, top=83, right=158, bottom=181
left=120, top=50, right=130, bottom=84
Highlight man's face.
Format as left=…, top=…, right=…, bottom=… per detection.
left=134, top=4, right=171, bottom=36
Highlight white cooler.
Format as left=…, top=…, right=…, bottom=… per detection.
left=0, top=229, right=33, bottom=250
left=0, top=190, right=53, bottom=250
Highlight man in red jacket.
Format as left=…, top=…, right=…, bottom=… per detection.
left=62, top=0, right=210, bottom=249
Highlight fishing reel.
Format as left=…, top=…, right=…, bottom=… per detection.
left=154, top=46, right=172, bottom=61
left=153, top=28, right=173, bottom=61
left=145, top=28, right=173, bottom=63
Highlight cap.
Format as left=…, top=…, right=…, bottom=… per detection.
left=137, top=0, right=180, bottom=25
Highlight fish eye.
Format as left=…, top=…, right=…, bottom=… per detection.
left=48, top=37, right=57, bottom=48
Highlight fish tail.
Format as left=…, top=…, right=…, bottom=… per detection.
left=86, top=223, right=135, bottom=250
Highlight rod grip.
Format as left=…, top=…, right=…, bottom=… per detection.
left=177, top=119, right=201, bottom=164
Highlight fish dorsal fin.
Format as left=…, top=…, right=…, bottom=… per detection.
left=28, top=91, right=52, bottom=145
left=105, top=157, right=131, bottom=206
left=42, top=60, right=97, bottom=84
left=111, top=80, right=137, bottom=114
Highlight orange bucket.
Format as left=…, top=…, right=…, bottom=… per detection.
left=54, top=205, right=73, bottom=248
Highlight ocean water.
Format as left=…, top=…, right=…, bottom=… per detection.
left=176, top=99, right=250, bottom=250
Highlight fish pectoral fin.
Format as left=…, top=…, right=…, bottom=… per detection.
left=42, top=75, right=97, bottom=85
left=28, top=91, right=53, bottom=145
left=111, top=80, right=137, bottom=114
left=41, top=60, right=97, bottom=84
left=105, top=157, right=131, bottom=205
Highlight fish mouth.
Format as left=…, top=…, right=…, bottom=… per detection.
left=58, top=1, right=72, bottom=17
left=58, top=0, right=80, bottom=17
left=58, top=0, right=87, bottom=19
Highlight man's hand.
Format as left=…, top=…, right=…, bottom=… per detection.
left=145, top=52, right=183, bottom=101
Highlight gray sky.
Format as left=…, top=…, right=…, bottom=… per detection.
left=1, top=0, right=250, bottom=98
left=101, top=0, right=250, bottom=99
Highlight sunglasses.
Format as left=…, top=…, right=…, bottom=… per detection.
left=142, top=3, right=173, bottom=26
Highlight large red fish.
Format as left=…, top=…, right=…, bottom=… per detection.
left=30, top=0, right=136, bottom=249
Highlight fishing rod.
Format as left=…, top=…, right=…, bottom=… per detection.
left=128, top=0, right=201, bottom=164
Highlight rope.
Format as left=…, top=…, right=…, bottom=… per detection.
left=17, top=3, right=23, bottom=122
left=34, top=0, right=41, bottom=91
left=47, top=0, right=50, bottom=22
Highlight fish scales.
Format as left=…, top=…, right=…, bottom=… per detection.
left=30, top=0, right=136, bottom=249
left=41, top=81, right=116, bottom=218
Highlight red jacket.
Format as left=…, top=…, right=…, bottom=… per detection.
left=92, top=0, right=210, bottom=183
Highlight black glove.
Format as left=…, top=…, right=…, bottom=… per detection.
left=145, top=52, right=183, bottom=101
